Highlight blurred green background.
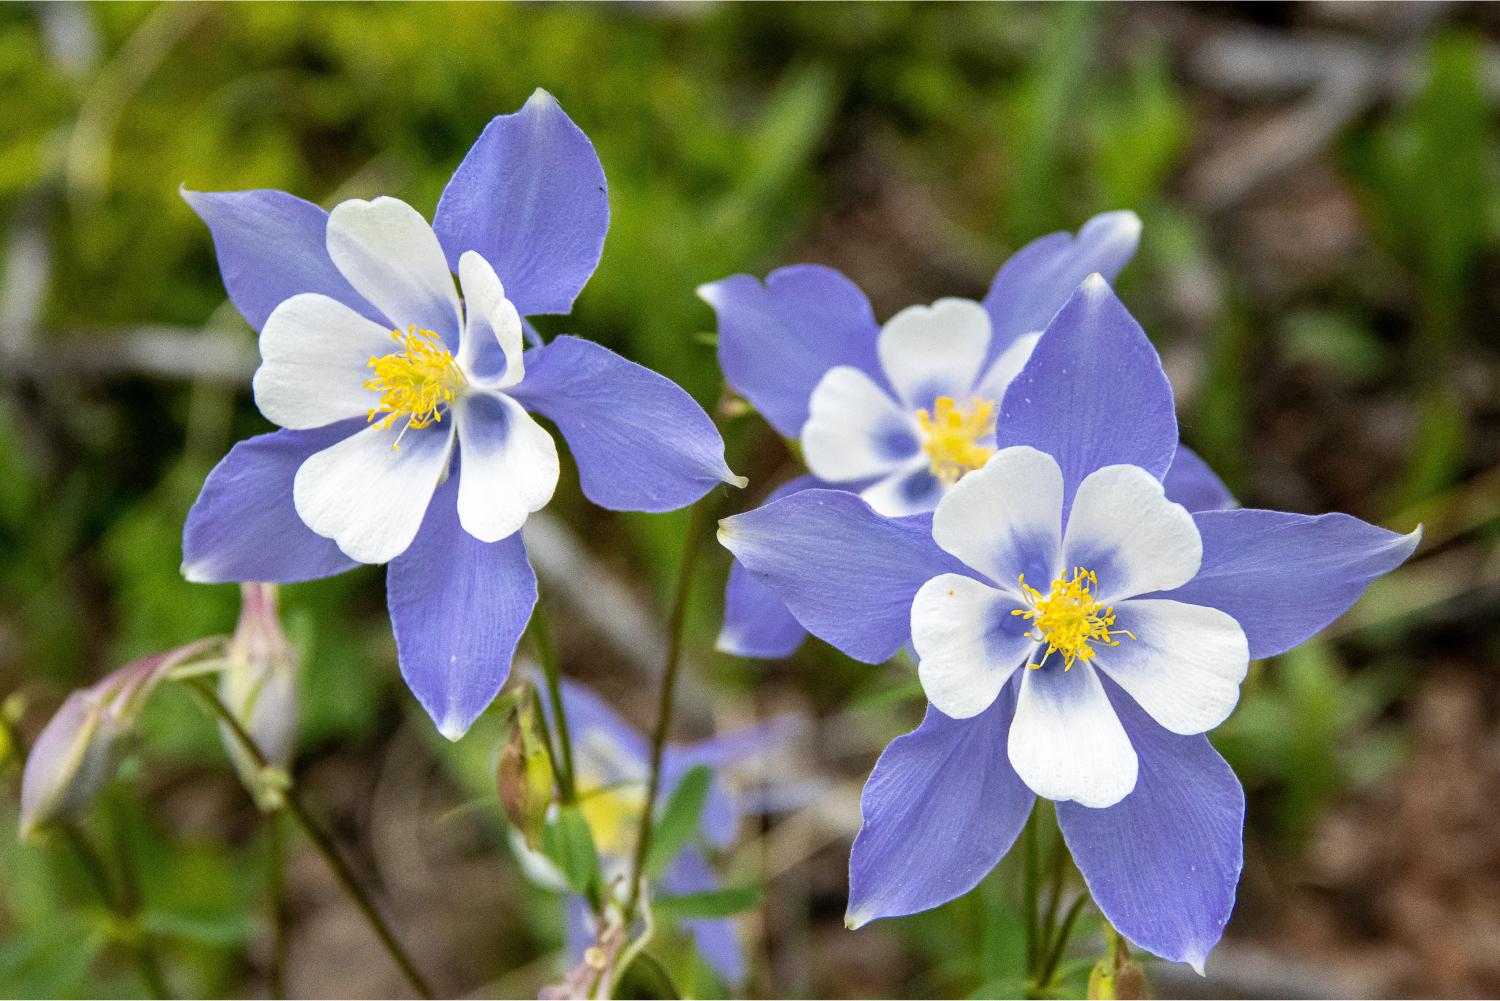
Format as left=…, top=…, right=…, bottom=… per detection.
left=1, top=2, right=1498, bottom=998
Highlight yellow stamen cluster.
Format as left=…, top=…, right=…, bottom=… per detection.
left=364, top=326, right=464, bottom=449
left=916, top=396, right=996, bottom=485
left=1012, top=567, right=1135, bottom=671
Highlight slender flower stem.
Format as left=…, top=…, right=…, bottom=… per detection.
left=526, top=685, right=566, bottom=804
left=265, top=809, right=289, bottom=999
left=1035, top=892, right=1090, bottom=990
left=528, top=596, right=578, bottom=804
left=106, top=798, right=172, bottom=1001
left=1022, top=810, right=1040, bottom=976
left=183, top=678, right=435, bottom=999
left=58, top=824, right=114, bottom=902
left=623, top=499, right=714, bottom=921
left=1037, top=819, right=1068, bottom=963
left=8, top=709, right=169, bottom=996
left=524, top=682, right=605, bottom=918
left=58, top=823, right=171, bottom=999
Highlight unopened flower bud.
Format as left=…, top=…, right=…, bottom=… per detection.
left=19, top=641, right=215, bottom=839
left=219, top=584, right=298, bottom=810
left=497, top=686, right=555, bottom=851
left=1088, top=925, right=1147, bottom=1000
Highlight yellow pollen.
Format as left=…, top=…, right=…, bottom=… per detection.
left=364, top=326, right=464, bottom=449
left=1012, top=567, right=1136, bottom=671
left=916, top=396, right=996, bottom=484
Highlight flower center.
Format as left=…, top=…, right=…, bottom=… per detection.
left=576, top=776, right=645, bottom=859
left=916, top=396, right=996, bottom=485
left=364, top=326, right=465, bottom=449
left=1012, top=567, right=1135, bottom=671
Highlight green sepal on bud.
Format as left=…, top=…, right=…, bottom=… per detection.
left=497, top=686, right=556, bottom=852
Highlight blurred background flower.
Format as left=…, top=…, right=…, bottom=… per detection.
left=0, top=2, right=1496, bottom=997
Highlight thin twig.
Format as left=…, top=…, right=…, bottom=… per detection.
left=183, top=677, right=435, bottom=999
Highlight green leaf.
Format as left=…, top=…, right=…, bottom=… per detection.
left=614, top=950, right=682, bottom=999
left=644, top=764, right=712, bottom=877
left=0, top=911, right=107, bottom=998
left=541, top=805, right=599, bottom=897
left=969, top=975, right=1031, bottom=1000
left=139, top=908, right=254, bottom=946
left=652, top=884, right=763, bottom=920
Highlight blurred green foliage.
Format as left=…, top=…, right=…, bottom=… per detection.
left=0, top=3, right=1495, bottom=998
left=1345, top=32, right=1496, bottom=507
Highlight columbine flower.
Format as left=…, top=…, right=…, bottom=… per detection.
left=180, top=90, right=742, bottom=740
left=700, top=212, right=1236, bottom=659
left=718, top=275, right=1420, bottom=971
left=518, top=679, right=802, bottom=989
left=219, top=584, right=297, bottom=809
left=19, top=641, right=217, bottom=838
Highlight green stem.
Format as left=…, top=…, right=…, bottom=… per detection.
left=1022, top=810, right=1040, bottom=977
left=184, top=678, right=435, bottom=999
left=1037, top=819, right=1067, bottom=965
left=265, top=809, right=288, bottom=999
left=58, top=823, right=114, bottom=906
left=623, top=499, right=714, bottom=922
left=1035, top=893, right=1090, bottom=991
left=526, top=685, right=566, bottom=806
left=528, top=597, right=577, bottom=804
left=58, top=823, right=171, bottom=999
left=106, top=800, right=171, bottom=1001
left=526, top=680, right=606, bottom=917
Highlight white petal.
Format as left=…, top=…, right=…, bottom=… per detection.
left=800, top=366, right=918, bottom=483
left=975, top=331, right=1041, bottom=402
left=1062, top=464, right=1202, bottom=602
left=858, top=459, right=944, bottom=517
left=455, top=392, right=560, bottom=542
left=456, top=251, right=525, bottom=388
left=931, top=445, right=1064, bottom=589
left=326, top=196, right=461, bottom=338
left=1093, top=599, right=1249, bottom=735
left=293, top=421, right=453, bottom=564
left=253, top=293, right=392, bottom=430
left=1008, top=664, right=1137, bottom=808
left=912, top=573, right=1033, bottom=719
left=877, top=297, right=991, bottom=408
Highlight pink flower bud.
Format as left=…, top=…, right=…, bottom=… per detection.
left=218, top=584, right=298, bottom=808
left=19, top=640, right=218, bottom=838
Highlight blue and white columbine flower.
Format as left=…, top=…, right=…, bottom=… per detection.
left=180, top=90, right=742, bottom=740
left=519, top=679, right=800, bottom=989
left=718, top=275, right=1419, bottom=971
left=701, top=212, right=1235, bottom=659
